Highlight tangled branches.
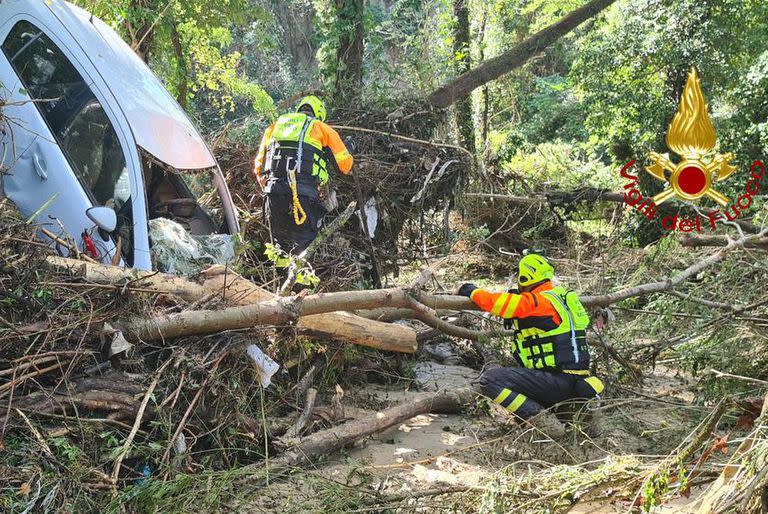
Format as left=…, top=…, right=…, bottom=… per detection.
left=216, top=103, right=471, bottom=288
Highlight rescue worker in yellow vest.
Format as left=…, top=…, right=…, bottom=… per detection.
left=253, top=96, right=353, bottom=254
left=457, top=253, right=604, bottom=436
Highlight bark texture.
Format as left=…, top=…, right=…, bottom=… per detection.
left=46, top=258, right=418, bottom=353
left=680, top=234, right=768, bottom=250
left=428, top=0, right=618, bottom=108
left=452, top=0, right=476, bottom=156
left=120, top=288, right=435, bottom=352
left=272, top=387, right=475, bottom=467
left=334, top=0, right=365, bottom=100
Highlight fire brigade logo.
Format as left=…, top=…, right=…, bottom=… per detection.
left=646, top=67, right=737, bottom=206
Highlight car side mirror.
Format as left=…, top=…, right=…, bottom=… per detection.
left=86, top=206, right=117, bottom=233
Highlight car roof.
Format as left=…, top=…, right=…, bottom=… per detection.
left=18, top=0, right=217, bottom=170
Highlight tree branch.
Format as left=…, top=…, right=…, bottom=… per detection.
left=279, top=201, right=357, bottom=295
left=428, top=0, right=617, bottom=107
left=680, top=234, right=768, bottom=250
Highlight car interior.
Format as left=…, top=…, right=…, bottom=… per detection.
left=141, top=151, right=224, bottom=236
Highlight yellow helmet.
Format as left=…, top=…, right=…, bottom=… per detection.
left=296, top=95, right=327, bottom=122
left=518, top=253, right=554, bottom=287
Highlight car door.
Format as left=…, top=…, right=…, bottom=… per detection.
left=0, top=17, right=133, bottom=265
left=0, top=18, right=93, bottom=250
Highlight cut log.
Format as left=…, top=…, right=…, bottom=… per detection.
left=45, top=257, right=418, bottom=353
left=199, top=269, right=418, bottom=353
left=120, top=288, right=446, bottom=350
left=260, top=387, right=475, bottom=469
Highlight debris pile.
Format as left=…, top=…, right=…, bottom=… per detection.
left=216, top=103, right=471, bottom=287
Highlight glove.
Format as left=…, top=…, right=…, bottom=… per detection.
left=503, top=288, right=518, bottom=330
left=343, top=136, right=357, bottom=154
left=457, top=283, right=477, bottom=298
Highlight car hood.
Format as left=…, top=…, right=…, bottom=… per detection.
left=46, top=1, right=216, bottom=170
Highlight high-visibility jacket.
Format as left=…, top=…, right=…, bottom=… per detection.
left=469, top=281, right=591, bottom=372
left=253, top=112, right=353, bottom=199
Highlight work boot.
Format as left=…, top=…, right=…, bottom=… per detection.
left=570, top=401, right=604, bottom=438
left=580, top=408, right=605, bottom=438
left=525, top=410, right=566, bottom=439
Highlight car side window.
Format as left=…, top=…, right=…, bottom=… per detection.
left=2, top=20, right=128, bottom=205
left=2, top=20, right=134, bottom=263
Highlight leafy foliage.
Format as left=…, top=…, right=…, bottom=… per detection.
left=73, top=0, right=274, bottom=120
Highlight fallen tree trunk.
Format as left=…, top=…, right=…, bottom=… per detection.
left=427, top=0, right=617, bottom=107
left=199, top=267, right=418, bottom=352
left=265, top=387, right=475, bottom=468
left=680, top=234, right=768, bottom=250
left=465, top=192, right=762, bottom=234
left=0, top=375, right=146, bottom=426
left=119, top=288, right=451, bottom=348
left=465, top=188, right=625, bottom=205
left=45, top=257, right=418, bottom=353
left=48, top=228, right=764, bottom=346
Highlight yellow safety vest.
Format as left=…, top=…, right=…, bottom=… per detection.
left=513, top=286, right=591, bottom=372
left=267, top=112, right=330, bottom=187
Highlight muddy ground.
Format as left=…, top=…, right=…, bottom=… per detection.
left=242, top=356, right=714, bottom=513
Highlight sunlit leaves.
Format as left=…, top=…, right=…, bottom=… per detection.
left=72, top=0, right=274, bottom=119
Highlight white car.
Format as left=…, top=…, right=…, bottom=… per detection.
left=0, top=0, right=240, bottom=270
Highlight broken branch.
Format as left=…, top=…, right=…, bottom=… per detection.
left=244, top=387, right=475, bottom=472
left=680, top=234, right=768, bottom=250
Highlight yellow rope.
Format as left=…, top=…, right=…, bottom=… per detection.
left=288, top=168, right=307, bottom=225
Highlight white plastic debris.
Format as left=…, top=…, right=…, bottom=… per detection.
left=359, top=196, right=379, bottom=238
left=109, top=331, right=133, bottom=358
left=102, top=322, right=133, bottom=357
left=246, top=344, right=280, bottom=388
left=148, top=217, right=235, bottom=275
left=174, top=433, right=187, bottom=456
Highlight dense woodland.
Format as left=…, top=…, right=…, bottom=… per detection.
left=2, top=0, right=768, bottom=512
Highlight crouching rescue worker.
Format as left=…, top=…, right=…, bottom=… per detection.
left=457, top=252, right=604, bottom=437
left=253, top=96, right=353, bottom=254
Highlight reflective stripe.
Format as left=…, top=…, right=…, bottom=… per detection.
left=294, top=118, right=312, bottom=175
left=496, top=294, right=514, bottom=318
left=584, top=376, right=605, bottom=394
left=491, top=295, right=508, bottom=316
left=335, top=149, right=351, bottom=161
left=563, top=369, right=590, bottom=376
left=493, top=388, right=512, bottom=405
left=507, top=393, right=527, bottom=413
left=491, top=294, right=519, bottom=318
left=543, top=291, right=579, bottom=364
left=520, top=327, right=542, bottom=338
left=491, top=293, right=520, bottom=317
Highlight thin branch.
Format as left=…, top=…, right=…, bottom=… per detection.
left=111, top=358, right=172, bottom=484
left=331, top=124, right=473, bottom=157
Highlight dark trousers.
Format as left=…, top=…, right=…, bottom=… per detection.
left=265, top=193, right=326, bottom=255
left=478, top=367, right=603, bottom=419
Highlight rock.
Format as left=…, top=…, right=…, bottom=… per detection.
left=422, top=340, right=461, bottom=364
left=413, top=362, right=477, bottom=391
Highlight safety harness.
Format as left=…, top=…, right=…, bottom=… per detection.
left=286, top=117, right=311, bottom=226
left=543, top=291, right=580, bottom=365
left=512, top=287, right=591, bottom=373
left=264, top=113, right=333, bottom=225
